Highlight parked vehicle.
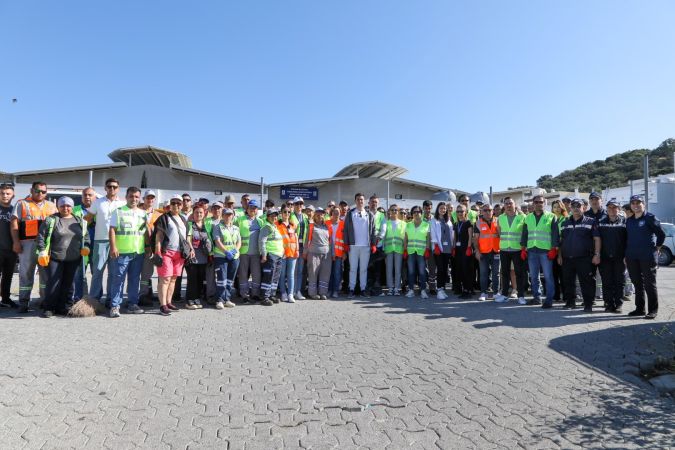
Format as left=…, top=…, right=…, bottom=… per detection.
left=658, top=222, right=675, bottom=266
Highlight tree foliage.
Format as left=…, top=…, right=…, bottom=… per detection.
left=537, top=139, right=675, bottom=192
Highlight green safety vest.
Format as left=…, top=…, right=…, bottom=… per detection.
left=236, top=215, right=264, bottom=254
left=213, top=223, right=240, bottom=258
left=114, top=206, right=147, bottom=255
left=234, top=207, right=246, bottom=220
left=262, top=222, right=284, bottom=257
left=383, top=220, right=405, bottom=254
left=524, top=212, right=555, bottom=250
left=498, top=214, right=525, bottom=251
left=38, top=214, right=87, bottom=255
left=290, top=213, right=309, bottom=241
left=374, top=211, right=385, bottom=233
left=405, top=221, right=429, bottom=255
left=451, top=210, right=478, bottom=225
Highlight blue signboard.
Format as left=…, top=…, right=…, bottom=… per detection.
left=280, top=185, right=319, bottom=201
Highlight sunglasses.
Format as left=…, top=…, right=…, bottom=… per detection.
left=183, top=198, right=192, bottom=202
left=482, top=208, right=493, bottom=212
left=170, top=201, right=182, bottom=206
left=390, top=209, right=399, bottom=212
left=106, top=185, right=119, bottom=189
left=33, top=189, right=47, bottom=194
left=533, top=200, right=544, bottom=204
left=281, top=210, right=290, bottom=214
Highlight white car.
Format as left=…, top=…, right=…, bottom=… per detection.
left=658, top=222, right=675, bottom=266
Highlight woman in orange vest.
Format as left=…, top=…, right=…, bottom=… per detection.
left=277, top=205, right=299, bottom=303
left=327, top=208, right=346, bottom=298
left=473, top=204, right=500, bottom=301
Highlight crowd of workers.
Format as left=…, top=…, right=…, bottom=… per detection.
left=0, top=178, right=666, bottom=320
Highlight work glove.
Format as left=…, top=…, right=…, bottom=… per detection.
left=434, top=244, right=441, bottom=256
left=465, top=247, right=473, bottom=257
left=403, top=250, right=408, bottom=260
left=520, top=249, right=528, bottom=261
left=371, top=245, right=377, bottom=254
left=37, top=251, right=50, bottom=267
left=547, top=248, right=558, bottom=260
left=451, top=248, right=456, bottom=257
left=80, top=247, right=90, bottom=257
left=424, top=248, right=431, bottom=260
left=344, top=244, right=350, bottom=253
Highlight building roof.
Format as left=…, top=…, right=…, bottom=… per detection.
left=12, top=162, right=128, bottom=176
left=267, top=175, right=359, bottom=187
left=334, top=161, right=407, bottom=179
left=169, top=165, right=260, bottom=187
left=108, top=146, right=192, bottom=168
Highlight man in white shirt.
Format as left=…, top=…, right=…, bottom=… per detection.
left=342, top=193, right=376, bottom=298
left=84, top=178, right=126, bottom=303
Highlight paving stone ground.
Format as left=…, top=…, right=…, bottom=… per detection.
left=1, top=267, right=674, bottom=449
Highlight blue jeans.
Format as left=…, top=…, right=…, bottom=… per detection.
left=407, top=254, right=427, bottom=291
left=528, top=251, right=554, bottom=304
left=89, top=240, right=113, bottom=301
left=279, top=257, right=297, bottom=295
left=109, top=253, right=144, bottom=308
left=214, top=257, right=239, bottom=301
left=294, top=252, right=305, bottom=294
left=479, top=252, right=500, bottom=294
left=329, top=258, right=343, bottom=295
left=73, top=257, right=90, bottom=301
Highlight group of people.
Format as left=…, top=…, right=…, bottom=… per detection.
left=0, top=179, right=666, bottom=320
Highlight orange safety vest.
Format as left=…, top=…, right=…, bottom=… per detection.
left=328, top=220, right=345, bottom=257
left=477, top=217, right=500, bottom=253
left=277, top=222, right=299, bottom=258
left=18, top=197, right=57, bottom=240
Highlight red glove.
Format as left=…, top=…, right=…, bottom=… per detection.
left=520, top=249, right=528, bottom=261
left=547, top=248, right=558, bottom=260
left=403, top=250, right=408, bottom=260
left=424, top=248, right=431, bottom=259
left=451, top=248, right=456, bottom=257
left=434, top=244, right=441, bottom=256
left=465, top=247, right=473, bottom=257
left=371, top=245, right=377, bottom=254
left=344, top=244, right=350, bottom=253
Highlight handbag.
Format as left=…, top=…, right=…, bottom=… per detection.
left=168, top=214, right=195, bottom=264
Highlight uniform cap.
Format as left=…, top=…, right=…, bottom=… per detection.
left=222, top=208, right=234, bottom=215
left=315, top=207, right=325, bottom=213
left=144, top=189, right=157, bottom=198
left=212, top=201, right=224, bottom=208
left=629, top=194, right=643, bottom=203
left=589, top=191, right=601, bottom=199
left=171, top=194, right=182, bottom=202
left=267, top=207, right=280, bottom=215
left=606, top=198, right=620, bottom=207
left=248, top=199, right=259, bottom=208
left=570, top=198, right=582, bottom=206
left=293, top=196, right=304, bottom=204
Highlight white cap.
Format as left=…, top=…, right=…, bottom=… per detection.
left=144, top=189, right=157, bottom=198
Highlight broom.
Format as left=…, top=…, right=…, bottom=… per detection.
left=68, top=296, right=107, bottom=318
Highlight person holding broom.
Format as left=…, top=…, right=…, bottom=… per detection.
left=36, top=196, right=90, bottom=318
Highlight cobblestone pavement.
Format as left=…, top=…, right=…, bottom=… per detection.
left=1, top=268, right=674, bottom=449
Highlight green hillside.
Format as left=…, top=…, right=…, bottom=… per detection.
left=537, top=139, right=675, bottom=192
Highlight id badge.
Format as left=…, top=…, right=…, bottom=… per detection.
left=456, top=242, right=461, bottom=247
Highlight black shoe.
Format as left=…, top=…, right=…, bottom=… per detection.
left=272, top=297, right=280, bottom=304
left=19, top=302, right=29, bottom=313
left=261, top=299, right=273, bottom=306
left=159, top=306, right=171, bottom=316
left=541, top=303, right=553, bottom=309
left=528, top=298, right=542, bottom=306
left=628, top=309, right=645, bottom=317
left=361, top=292, right=371, bottom=299
left=611, top=306, right=622, bottom=314
left=563, top=301, right=576, bottom=309
left=41, top=310, right=54, bottom=318
left=644, top=312, right=658, bottom=320
left=348, top=290, right=355, bottom=299
left=1, top=299, right=18, bottom=308
left=583, top=306, right=593, bottom=313
left=241, top=296, right=250, bottom=304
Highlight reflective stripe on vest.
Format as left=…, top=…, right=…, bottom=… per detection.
left=405, top=221, right=429, bottom=255
left=213, top=223, right=240, bottom=258
left=525, top=212, right=554, bottom=250
left=19, top=198, right=56, bottom=240
left=263, top=223, right=284, bottom=257
left=498, top=214, right=525, bottom=250
left=327, top=221, right=345, bottom=257
left=115, top=206, right=146, bottom=254
left=237, top=215, right=263, bottom=254
left=277, top=222, right=299, bottom=258
left=384, top=220, right=405, bottom=253
left=477, top=218, right=500, bottom=253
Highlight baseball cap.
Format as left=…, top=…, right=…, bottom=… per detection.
left=144, top=189, right=157, bottom=198
left=589, top=192, right=601, bottom=199
left=561, top=196, right=571, bottom=202
left=267, top=207, right=280, bottom=215
left=606, top=198, right=620, bottom=207
left=306, top=205, right=315, bottom=212
left=212, top=201, right=224, bottom=208
left=315, top=206, right=325, bottom=213
left=293, top=196, right=304, bottom=204
left=248, top=199, right=259, bottom=208
left=224, top=194, right=235, bottom=203
left=198, top=197, right=210, bottom=204
left=170, top=194, right=182, bottom=202
left=570, top=198, right=582, bottom=206
left=629, top=195, right=643, bottom=203
left=222, top=208, right=234, bottom=215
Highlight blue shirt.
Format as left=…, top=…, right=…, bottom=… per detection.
left=625, top=213, right=666, bottom=260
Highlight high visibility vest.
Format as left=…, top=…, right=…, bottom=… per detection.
left=374, top=211, right=385, bottom=234
left=476, top=218, right=500, bottom=253
left=328, top=220, right=345, bottom=257
left=498, top=214, right=525, bottom=251
left=383, top=220, right=405, bottom=253
left=405, top=221, right=429, bottom=255
left=262, top=222, right=284, bottom=257
left=18, top=197, right=56, bottom=240
left=114, top=206, right=147, bottom=255
left=525, top=212, right=555, bottom=250
left=236, top=215, right=264, bottom=254
left=290, top=212, right=309, bottom=242
left=39, top=213, right=87, bottom=256
left=234, top=207, right=246, bottom=219
left=277, top=222, right=299, bottom=258
left=213, top=223, right=240, bottom=259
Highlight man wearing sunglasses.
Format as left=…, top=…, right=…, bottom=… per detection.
left=11, top=181, right=56, bottom=312
left=84, top=178, right=125, bottom=306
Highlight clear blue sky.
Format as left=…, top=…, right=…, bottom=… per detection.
left=1, top=1, right=674, bottom=193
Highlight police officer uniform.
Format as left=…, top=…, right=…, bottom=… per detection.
left=625, top=195, right=666, bottom=318
left=559, top=200, right=600, bottom=310
left=597, top=200, right=627, bottom=312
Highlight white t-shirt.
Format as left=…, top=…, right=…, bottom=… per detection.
left=351, top=209, right=369, bottom=247
left=89, top=197, right=126, bottom=242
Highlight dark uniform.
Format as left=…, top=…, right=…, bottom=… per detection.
left=584, top=206, right=607, bottom=300
left=625, top=211, right=665, bottom=316
left=597, top=215, right=627, bottom=311
left=559, top=215, right=599, bottom=309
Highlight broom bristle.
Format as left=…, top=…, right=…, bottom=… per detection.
left=68, top=297, right=106, bottom=318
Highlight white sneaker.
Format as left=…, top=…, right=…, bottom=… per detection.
left=437, top=289, right=447, bottom=300
left=295, top=292, right=306, bottom=300
left=215, top=301, right=225, bottom=310
left=518, top=297, right=527, bottom=305
left=405, top=290, right=415, bottom=298
left=510, top=292, right=518, bottom=299
left=494, top=294, right=508, bottom=303
left=287, top=295, right=296, bottom=303
left=281, top=293, right=288, bottom=302
left=420, top=290, right=429, bottom=299
left=478, top=292, right=487, bottom=301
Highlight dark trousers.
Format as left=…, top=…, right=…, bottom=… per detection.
left=453, top=250, right=474, bottom=294
left=562, top=256, right=595, bottom=307
left=552, top=259, right=563, bottom=300
left=626, top=258, right=658, bottom=314
left=44, top=258, right=80, bottom=314
left=434, top=253, right=451, bottom=289
left=366, top=249, right=385, bottom=295
left=0, top=250, right=17, bottom=302
left=261, top=255, right=282, bottom=300
left=186, top=263, right=207, bottom=301
left=600, top=257, right=626, bottom=309
left=172, top=274, right=183, bottom=301
left=500, top=251, right=526, bottom=298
